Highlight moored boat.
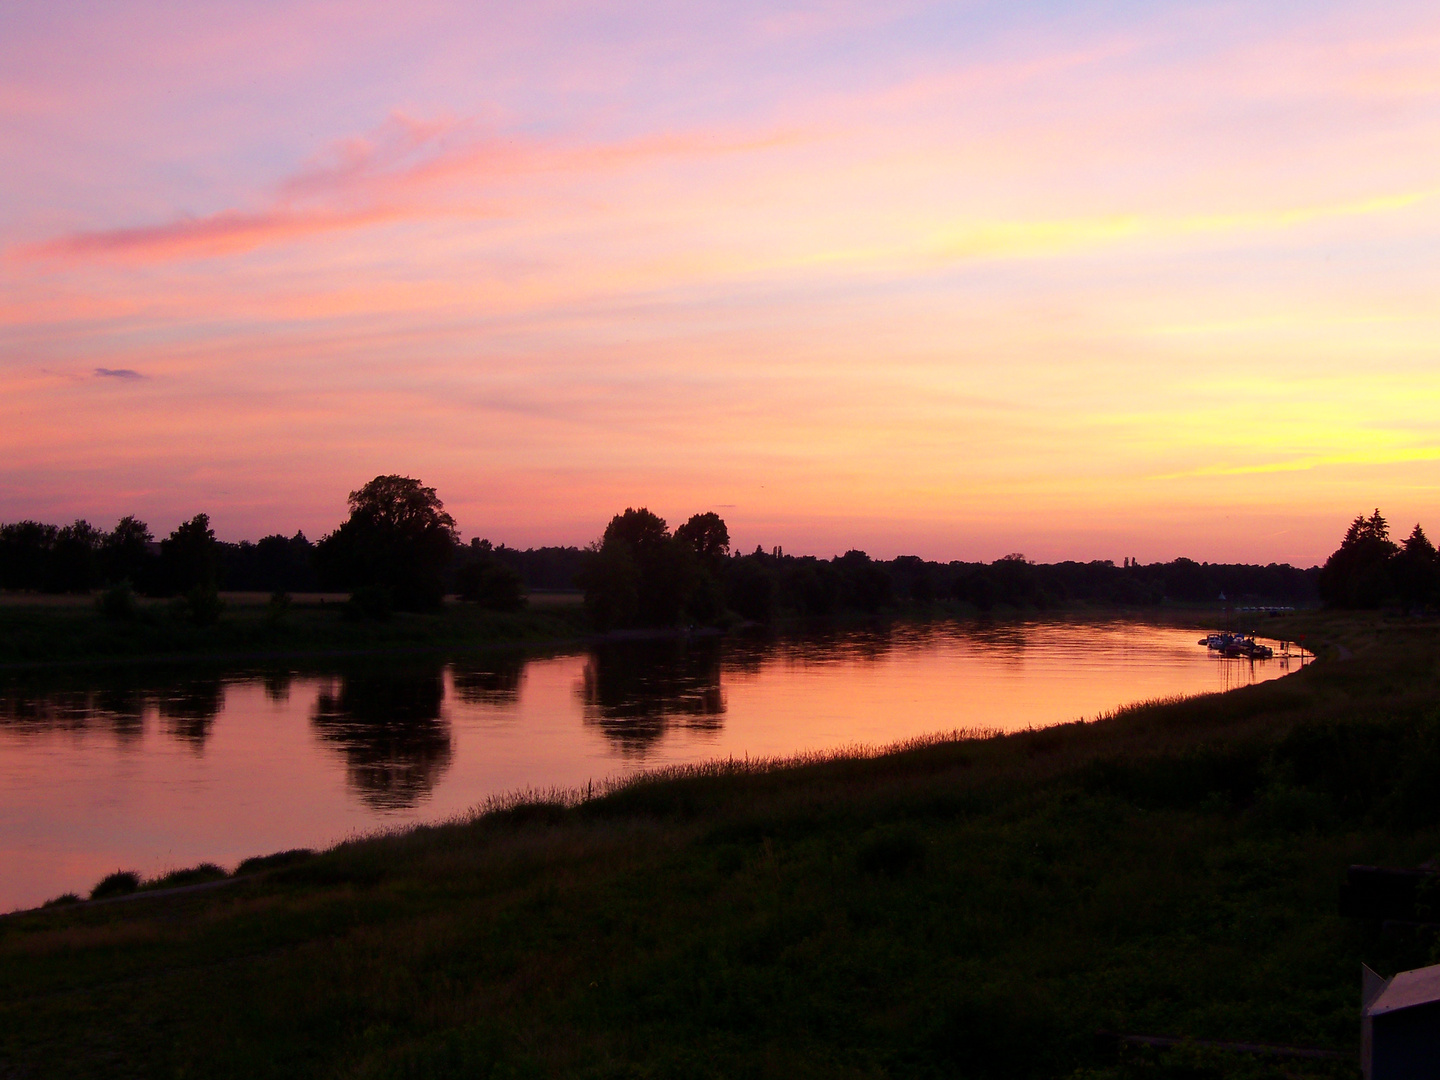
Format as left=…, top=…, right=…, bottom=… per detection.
left=1199, top=632, right=1273, bottom=660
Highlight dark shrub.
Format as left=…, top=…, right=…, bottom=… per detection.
left=182, top=585, right=225, bottom=626
left=96, top=580, right=138, bottom=620
left=343, top=584, right=393, bottom=620
left=235, top=849, right=315, bottom=876
left=90, top=870, right=141, bottom=899
left=456, top=558, right=525, bottom=611
left=148, top=863, right=227, bottom=889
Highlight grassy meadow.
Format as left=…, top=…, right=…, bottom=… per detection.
left=1, top=612, right=1437, bottom=1078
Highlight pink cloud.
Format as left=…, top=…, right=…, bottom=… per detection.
left=26, top=206, right=410, bottom=261
left=18, top=111, right=803, bottom=264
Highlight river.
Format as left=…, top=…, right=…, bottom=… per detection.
left=0, top=616, right=1305, bottom=912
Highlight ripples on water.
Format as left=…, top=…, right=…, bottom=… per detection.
left=0, top=618, right=1304, bottom=910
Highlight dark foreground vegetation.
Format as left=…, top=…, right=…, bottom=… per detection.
left=2, top=612, right=1436, bottom=1078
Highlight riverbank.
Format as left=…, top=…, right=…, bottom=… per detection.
left=0, top=588, right=1252, bottom=669
left=0, top=592, right=591, bottom=668
left=1, top=611, right=1428, bottom=1077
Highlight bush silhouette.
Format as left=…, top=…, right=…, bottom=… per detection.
left=95, top=581, right=138, bottom=620
left=90, top=871, right=140, bottom=899
left=182, top=586, right=225, bottom=626
left=455, top=541, right=526, bottom=611
left=343, top=584, right=394, bottom=621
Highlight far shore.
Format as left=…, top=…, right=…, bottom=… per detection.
left=0, top=590, right=1294, bottom=671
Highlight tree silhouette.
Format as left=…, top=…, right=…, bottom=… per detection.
left=1318, top=509, right=1400, bottom=608
left=454, top=538, right=526, bottom=611
left=102, top=516, right=156, bottom=590
left=50, top=521, right=103, bottom=592
left=1393, top=524, right=1438, bottom=611
left=315, top=476, right=458, bottom=611
left=675, top=512, right=730, bottom=562
left=161, top=514, right=219, bottom=594
left=0, top=521, right=55, bottom=591
left=581, top=508, right=730, bottom=629
left=603, top=508, right=671, bottom=550
left=587, top=508, right=686, bottom=627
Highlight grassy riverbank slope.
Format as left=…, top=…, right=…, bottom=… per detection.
left=2, top=613, right=1435, bottom=1078
left=0, top=592, right=589, bottom=666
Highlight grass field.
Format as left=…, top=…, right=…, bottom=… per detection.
left=0, top=611, right=1435, bottom=1078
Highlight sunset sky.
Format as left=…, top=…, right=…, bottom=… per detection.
left=3, top=0, right=1439, bottom=564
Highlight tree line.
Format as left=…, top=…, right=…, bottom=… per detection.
left=0, top=477, right=522, bottom=614
left=5, top=476, right=1364, bottom=626
left=575, top=511, right=1321, bottom=628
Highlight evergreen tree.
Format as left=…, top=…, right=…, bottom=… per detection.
left=1393, top=523, right=1438, bottom=610
left=1318, top=509, right=1399, bottom=608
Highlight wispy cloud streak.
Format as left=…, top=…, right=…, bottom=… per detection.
left=21, top=113, right=801, bottom=264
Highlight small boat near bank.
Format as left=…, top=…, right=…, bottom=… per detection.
left=1198, top=632, right=1274, bottom=660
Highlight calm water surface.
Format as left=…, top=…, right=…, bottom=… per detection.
left=0, top=617, right=1305, bottom=911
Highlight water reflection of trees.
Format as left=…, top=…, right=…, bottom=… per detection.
left=451, top=654, right=524, bottom=707
left=0, top=671, right=236, bottom=749
left=262, top=670, right=293, bottom=703
left=311, top=663, right=452, bottom=810
left=580, top=638, right=725, bottom=754
left=762, top=624, right=899, bottom=668
left=156, top=680, right=225, bottom=747
left=0, top=680, right=148, bottom=745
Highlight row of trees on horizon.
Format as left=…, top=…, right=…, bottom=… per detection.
left=0, top=475, right=1354, bottom=624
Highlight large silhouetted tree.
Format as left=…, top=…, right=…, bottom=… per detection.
left=1318, top=509, right=1399, bottom=608
left=0, top=521, right=57, bottom=591
left=1392, top=524, right=1438, bottom=611
left=161, top=514, right=220, bottom=594
left=315, top=476, right=458, bottom=611
left=581, top=508, right=733, bottom=629
left=49, top=520, right=103, bottom=593
left=675, top=512, right=730, bottom=621
left=102, top=516, right=156, bottom=590
left=603, top=508, right=671, bottom=551
left=584, top=508, right=684, bottom=628
left=675, top=512, right=730, bottom=563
